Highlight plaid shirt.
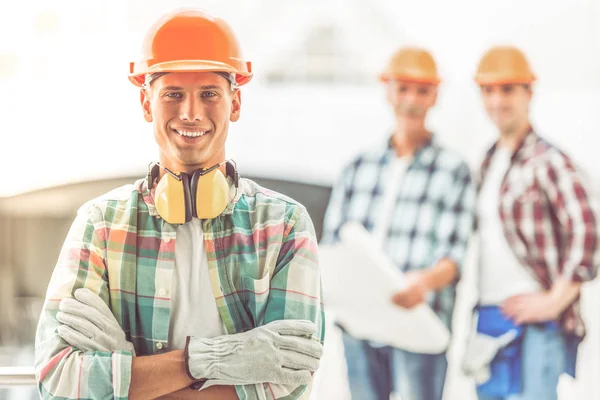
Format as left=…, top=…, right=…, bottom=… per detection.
left=478, top=130, right=600, bottom=337
left=321, top=138, right=476, bottom=329
left=34, top=176, right=325, bottom=400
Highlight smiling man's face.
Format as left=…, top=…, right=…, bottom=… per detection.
left=141, top=71, right=241, bottom=173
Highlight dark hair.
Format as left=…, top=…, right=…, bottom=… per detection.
left=143, top=71, right=237, bottom=90
left=143, top=72, right=169, bottom=88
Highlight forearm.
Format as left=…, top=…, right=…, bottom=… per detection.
left=129, top=350, right=195, bottom=400
left=157, top=385, right=238, bottom=400
left=422, top=258, right=459, bottom=291
left=549, top=277, right=582, bottom=314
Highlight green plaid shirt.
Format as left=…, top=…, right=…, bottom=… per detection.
left=34, top=176, right=325, bottom=400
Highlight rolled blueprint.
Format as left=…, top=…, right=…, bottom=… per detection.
left=320, top=222, right=450, bottom=354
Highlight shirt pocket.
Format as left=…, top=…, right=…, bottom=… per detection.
left=504, top=180, right=538, bottom=201
left=515, top=187, right=542, bottom=204
left=502, top=181, right=547, bottom=243
left=503, top=168, right=540, bottom=205
left=240, top=273, right=271, bottom=326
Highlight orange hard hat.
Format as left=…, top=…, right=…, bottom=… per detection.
left=380, top=47, right=440, bottom=85
left=475, top=46, right=536, bottom=85
left=129, top=9, right=253, bottom=87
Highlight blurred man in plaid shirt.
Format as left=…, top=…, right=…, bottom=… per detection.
left=469, top=46, right=600, bottom=400
left=322, top=47, right=476, bottom=400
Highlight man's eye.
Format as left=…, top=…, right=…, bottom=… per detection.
left=201, top=92, right=218, bottom=98
left=164, top=92, right=182, bottom=99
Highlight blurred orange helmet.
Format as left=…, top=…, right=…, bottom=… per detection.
left=380, top=47, right=440, bottom=85
left=475, top=46, right=535, bottom=85
left=129, top=9, right=253, bottom=87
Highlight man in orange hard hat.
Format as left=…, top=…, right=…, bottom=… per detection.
left=321, top=47, right=475, bottom=400
left=464, top=45, right=599, bottom=400
left=35, top=9, right=325, bottom=400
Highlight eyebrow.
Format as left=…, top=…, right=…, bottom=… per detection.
left=160, top=85, right=223, bottom=91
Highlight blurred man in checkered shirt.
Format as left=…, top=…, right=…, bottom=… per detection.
left=321, top=47, right=476, bottom=400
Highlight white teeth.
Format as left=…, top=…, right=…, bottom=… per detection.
left=175, top=130, right=206, bottom=138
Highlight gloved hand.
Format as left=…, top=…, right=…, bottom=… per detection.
left=56, top=288, right=135, bottom=355
left=186, top=319, right=323, bottom=386
left=461, top=329, right=517, bottom=384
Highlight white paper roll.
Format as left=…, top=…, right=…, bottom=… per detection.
left=320, top=222, right=450, bottom=354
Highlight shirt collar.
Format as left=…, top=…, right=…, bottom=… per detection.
left=384, top=134, right=437, bottom=168
left=483, top=126, right=538, bottom=166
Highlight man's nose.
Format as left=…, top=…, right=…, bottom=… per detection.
left=180, top=96, right=204, bottom=122
left=487, top=91, right=505, bottom=109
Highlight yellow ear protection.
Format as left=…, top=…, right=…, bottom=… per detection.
left=148, top=160, right=239, bottom=224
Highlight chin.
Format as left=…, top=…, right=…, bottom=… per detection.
left=492, top=117, right=508, bottom=129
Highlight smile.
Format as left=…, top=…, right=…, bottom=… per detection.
left=174, top=129, right=209, bottom=138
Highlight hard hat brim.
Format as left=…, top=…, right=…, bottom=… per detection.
left=129, top=59, right=253, bottom=87
left=474, top=75, right=536, bottom=86
left=380, top=74, right=441, bottom=85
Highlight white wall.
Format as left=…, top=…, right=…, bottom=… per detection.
left=1, top=0, right=599, bottom=193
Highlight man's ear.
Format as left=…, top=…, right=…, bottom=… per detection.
left=140, top=89, right=153, bottom=123
left=230, top=89, right=241, bottom=122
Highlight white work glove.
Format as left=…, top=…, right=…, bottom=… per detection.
left=461, top=329, right=517, bottom=384
left=56, top=288, right=135, bottom=355
left=185, top=320, right=323, bottom=386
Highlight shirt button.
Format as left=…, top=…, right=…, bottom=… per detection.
left=159, top=288, right=166, bottom=295
left=156, top=342, right=163, bottom=350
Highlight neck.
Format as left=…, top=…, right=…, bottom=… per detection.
left=159, top=158, right=227, bottom=178
left=497, top=119, right=531, bottom=152
left=392, top=119, right=430, bottom=157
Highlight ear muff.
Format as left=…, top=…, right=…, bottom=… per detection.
left=151, top=160, right=239, bottom=224
left=154, top=171, right=193, bottom=224
left=190, top=168, right=230, bottom=219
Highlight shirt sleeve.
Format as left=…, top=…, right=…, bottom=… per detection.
left=320, top=163, right=355, bottom=245
left=537, top=151, right=600, bottom=282
left=432, top=162, right=477, bottom=275
left=235, top=206, right=325, bottom=400
left=35, top=205, right=133, bottom=400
